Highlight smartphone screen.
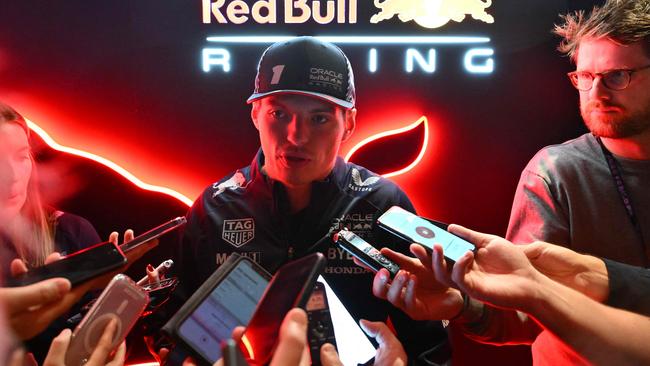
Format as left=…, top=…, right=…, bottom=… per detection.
left=241, top=253, right=325, bottom=365
left=7, top=241, right=126, bottom=287
left=317, top=277, right=375, bottom=366
left=378, top=206, right=475, bottom=262
left=177, top=259, right=269, bottom=363
left=120, top=217, right=186, bottom=253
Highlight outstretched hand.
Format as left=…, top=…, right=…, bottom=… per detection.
left=372, top=246, right=463, bottom=321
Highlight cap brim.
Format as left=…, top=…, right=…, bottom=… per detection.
left=247, top=90, right=354, bottom=109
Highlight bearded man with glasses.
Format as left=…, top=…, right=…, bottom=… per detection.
left=450, top=1, right=650, bottom=365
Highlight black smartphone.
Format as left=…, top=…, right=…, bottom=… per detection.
left=7, top=241, right=127, bottom=287
left=333, top=228, right=400, bottom=278
left=377, top=206, right=476, bottom=262
left=120, top=217, right=187, bottom=253
left=163, top=254, right=271, bottom=365
left=306, top=281, right=336, bottom=366
left=240, top=253, right=326, bottom=366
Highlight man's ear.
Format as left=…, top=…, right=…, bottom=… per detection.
left=251, top=102, right=260, bottom=130
left=342, top=108, right=357, bottom=142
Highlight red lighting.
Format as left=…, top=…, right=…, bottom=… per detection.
left=26, top=119, right=194, bottom=207
left=345, top=116, right=429, bottom=178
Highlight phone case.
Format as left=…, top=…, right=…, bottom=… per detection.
left=120, top=216, right=187, bottom=253
left=377, top=206, right=475, bottom=262
left=65, top=274, right=149, bottom=366
left=7, top=241, right=127, bottom=287
left=241, top=252, right=326, bottom=365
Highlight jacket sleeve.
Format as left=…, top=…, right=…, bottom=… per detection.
left=604, top=259, right=650, bottom=316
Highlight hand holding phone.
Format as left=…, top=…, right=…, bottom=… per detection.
left=6, top=242, right=127, bottom=287
left=377, top=206, right=475, bottom=263
left=240, top=253, right=326, bottom=365
left=65, top=274, right=149, bottom=366
left=163, top=254, right=271, bottom=364
left=306, top=281, right=337, bottom=365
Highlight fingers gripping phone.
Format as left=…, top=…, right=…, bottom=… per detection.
left=240, top=253, right=326, bottom=366
left=306, top=281, right=337, bottom=366
left=65, top=274, right=149, bottom=366
left=333, top=228, right=400, bottom=278
left=377, top=206, right=476, bottom=262
left=163, top=254, right=272, bottom=365
left=6, top=241, right=127, bottom=287
left=120, top=217, right=187, bottom=253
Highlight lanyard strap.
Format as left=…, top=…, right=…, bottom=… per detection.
left=596, top=136, right=648, bottom=264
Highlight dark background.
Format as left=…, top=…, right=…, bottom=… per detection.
left=0, top=1, right=604, bottom=364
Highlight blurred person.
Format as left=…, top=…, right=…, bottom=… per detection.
left=0, top=101, right=157, bottom=362
left=0, top=101, right=103, bottom=361
left=0, top=101, right=102, bottom=277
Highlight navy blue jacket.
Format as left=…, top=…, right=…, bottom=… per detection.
left=176, top=150, right=448, bottom=363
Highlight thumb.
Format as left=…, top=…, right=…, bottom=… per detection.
left=320, top=343, right=343, bottom=366
left=447, top=224, right=496, bottom=249
left=359, top=319, right=393, bottom=346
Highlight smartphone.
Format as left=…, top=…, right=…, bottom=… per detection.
left=120, top=217, right=187, bottom=253
left=6, top=241, right=127, bottom=287
left=306, top=281, right=337, bottom=365
left=334, top=228, right=400, bottom=278
left=164, top=254, right=271, bottom=365
left=65, top=274, right=149, bottom=366
left=377, top=206, right=475, bottom=262
left=240, top=253, right=326, bottom=366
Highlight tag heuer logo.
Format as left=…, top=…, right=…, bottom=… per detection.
left=222, top=218, right=255, bottom=248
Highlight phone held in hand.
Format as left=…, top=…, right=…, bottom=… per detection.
left=306, top=281, right=337, bottom=365
left=65, top=274, right=149, bottom=366
left=240, top=253, right=326, bottom=366
left=333, top=228, right=400, bottom=278
left=377, top=206, right=476, bottom=262
left=120, top=217, right=187, bottom=253
left=162, top=254, right=271, bottom=365
left=6, top=241, right=127, bottom=287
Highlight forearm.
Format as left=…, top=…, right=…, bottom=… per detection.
left=525, top=275, right=650, bottom=365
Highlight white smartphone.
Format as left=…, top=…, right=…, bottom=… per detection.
left=377, top=206, right=476, bottom=262
left=65, top=274, right=149, bottom=366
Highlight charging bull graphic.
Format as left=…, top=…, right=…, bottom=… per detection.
left=371, top=0, right=494, bottom=29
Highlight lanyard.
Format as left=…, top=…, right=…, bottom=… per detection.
left=596, top=136, right=648, bottom=264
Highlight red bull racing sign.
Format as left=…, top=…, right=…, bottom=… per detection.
left=200, top=0, right=496, bottom=75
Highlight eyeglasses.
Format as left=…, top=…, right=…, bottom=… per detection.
left=567, top=64, right=650, bottom=91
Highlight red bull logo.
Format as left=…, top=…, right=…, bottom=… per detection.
left=371, top=0, right=494, bottom=29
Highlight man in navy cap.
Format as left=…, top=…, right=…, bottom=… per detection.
left=175, top=36, right=448, bottom=364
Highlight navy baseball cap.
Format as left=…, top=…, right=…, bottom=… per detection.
left=247, top=37, right=356, bottom=109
